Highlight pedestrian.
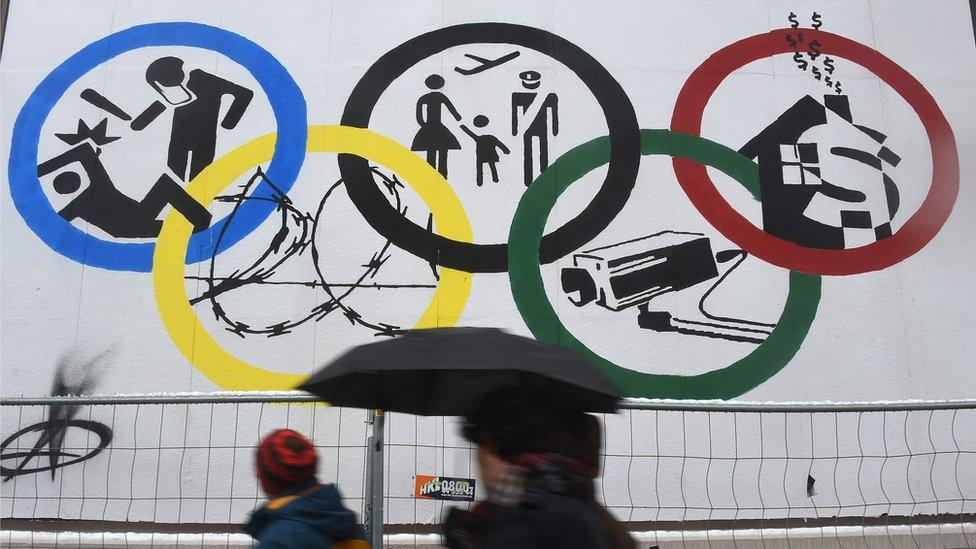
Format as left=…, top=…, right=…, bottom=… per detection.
left=245, top=429, right=367, bottom=548
left=443, top=388, right=625, bottom=548
left=557, top=413, right=636, bottom=549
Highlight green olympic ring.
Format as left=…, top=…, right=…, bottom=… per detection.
left=508, top=129, right=821, bottom=399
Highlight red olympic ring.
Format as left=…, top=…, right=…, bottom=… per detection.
left=671, top=28, right=959, bottom=276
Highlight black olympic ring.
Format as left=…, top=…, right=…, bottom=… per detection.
left=338, top=22, right=642, bottom=273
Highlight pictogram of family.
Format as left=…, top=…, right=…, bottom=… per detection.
left=411, top=70, right=558, bottom=187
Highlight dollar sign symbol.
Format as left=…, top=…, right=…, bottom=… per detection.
left=786, top=33, right=798, bottom=49
left=812, top=12, right=823, bottom=29
left=808, top=39, right=822, bottom=60
left=825, top=75, right=833, bottom=86
left=812, top=66, right=822, bottom=80
left=824, top=57, right=835, bottom=74
left=793, top=52, right=808, bottom=71
left=788, top=12, right=800, bottom=28
left=835, top=81, right=843, bottom=94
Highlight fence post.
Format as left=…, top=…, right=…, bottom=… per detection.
left=364, top=409, right=385, bottom=547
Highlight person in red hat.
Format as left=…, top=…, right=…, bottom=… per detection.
left=245, top=429, right=366, bottom=548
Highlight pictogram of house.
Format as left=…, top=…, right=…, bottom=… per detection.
left=739, top=94, right=900, bottom=250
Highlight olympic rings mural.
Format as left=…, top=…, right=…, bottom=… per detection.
left=6, top=19, right=960, bottom=399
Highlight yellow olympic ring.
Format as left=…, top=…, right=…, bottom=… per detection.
left=152, top=125, right=474, bottom=390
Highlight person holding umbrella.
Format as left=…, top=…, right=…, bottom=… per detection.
left=557, top=413, right=637, bottom=549
left=441, top=388, right=632, bottom=548
left=300, top=327, right=627, bottom=547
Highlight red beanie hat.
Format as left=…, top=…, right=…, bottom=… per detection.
left=256, top=429, right=318, bottom=496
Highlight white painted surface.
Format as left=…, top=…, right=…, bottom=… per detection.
left=2, top=0, right=975, bottom=529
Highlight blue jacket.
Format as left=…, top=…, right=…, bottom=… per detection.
left=245, top=479, right=366, bottom=548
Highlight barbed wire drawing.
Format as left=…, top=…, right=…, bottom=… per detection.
left=186, top=167, right=438, bottom=338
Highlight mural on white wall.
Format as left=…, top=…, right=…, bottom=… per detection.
left=1, top=0, right=975, bottom=522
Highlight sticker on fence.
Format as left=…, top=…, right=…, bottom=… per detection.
left=414, top=475, right=476, bottom=501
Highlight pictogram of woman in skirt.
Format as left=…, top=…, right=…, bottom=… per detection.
left=412, top=74, right=462, bottom=177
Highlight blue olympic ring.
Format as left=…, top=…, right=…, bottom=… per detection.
left=7, top=22, right=307, bottom=272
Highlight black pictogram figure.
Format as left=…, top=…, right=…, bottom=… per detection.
left=37, top=143, right=211, bottom=238
left=460, top=115, right=510, bottom=187
left=512, top=70, right=559, bottom=187
left=130, top=56, right=254, bottom=182
left=411, top=74, right=462, bottom=177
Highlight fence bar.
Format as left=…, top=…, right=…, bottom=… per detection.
left=366, top=410, right=385, bottom=548
left=0, top=391, right=320, bottom=406
left=618, top=399, right=976, bottom=413
left=3, top=392, right=974, bottom=412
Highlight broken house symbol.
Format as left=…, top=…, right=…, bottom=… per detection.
left=739, top=94, right=901, bottom=250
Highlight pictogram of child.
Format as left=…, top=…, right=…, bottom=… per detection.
left=460, top=115, right=510, bottom=187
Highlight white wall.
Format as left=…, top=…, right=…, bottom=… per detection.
left=2, top=0, right=975, bottom=525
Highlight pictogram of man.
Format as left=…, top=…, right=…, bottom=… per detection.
left=512, top=71, right=558, bottom=187
left=131, top=56, right=253, bottom=182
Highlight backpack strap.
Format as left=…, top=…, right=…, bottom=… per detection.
left=265, top=484, right=324, bottom=511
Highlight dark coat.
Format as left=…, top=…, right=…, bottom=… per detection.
left=445, top=496, right=610, bottom=549
left=443, top=457, right=612, bottom=549
left=245, top=480, right=365, bottom=548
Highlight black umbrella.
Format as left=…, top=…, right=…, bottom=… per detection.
left=299, top=327, right=621, bottom=415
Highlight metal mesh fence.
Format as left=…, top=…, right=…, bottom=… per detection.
left=383, top=404, right=976, bottom=547
left=1, top=394, right=974, bottom=548
left=595, top=405, right=976, bottom=547
left=0, top=396, right=370, bottom=528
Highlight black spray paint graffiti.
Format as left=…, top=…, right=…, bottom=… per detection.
left=0, top=357, right=113, bottom=481
left=561, top=231, right=775, bottom=344
left=184, top=168, right=438, bottom=338
left=740, top=94, right=901, bottom=250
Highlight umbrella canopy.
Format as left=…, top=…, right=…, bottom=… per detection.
left=299, top=327, right=621, bottom=415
